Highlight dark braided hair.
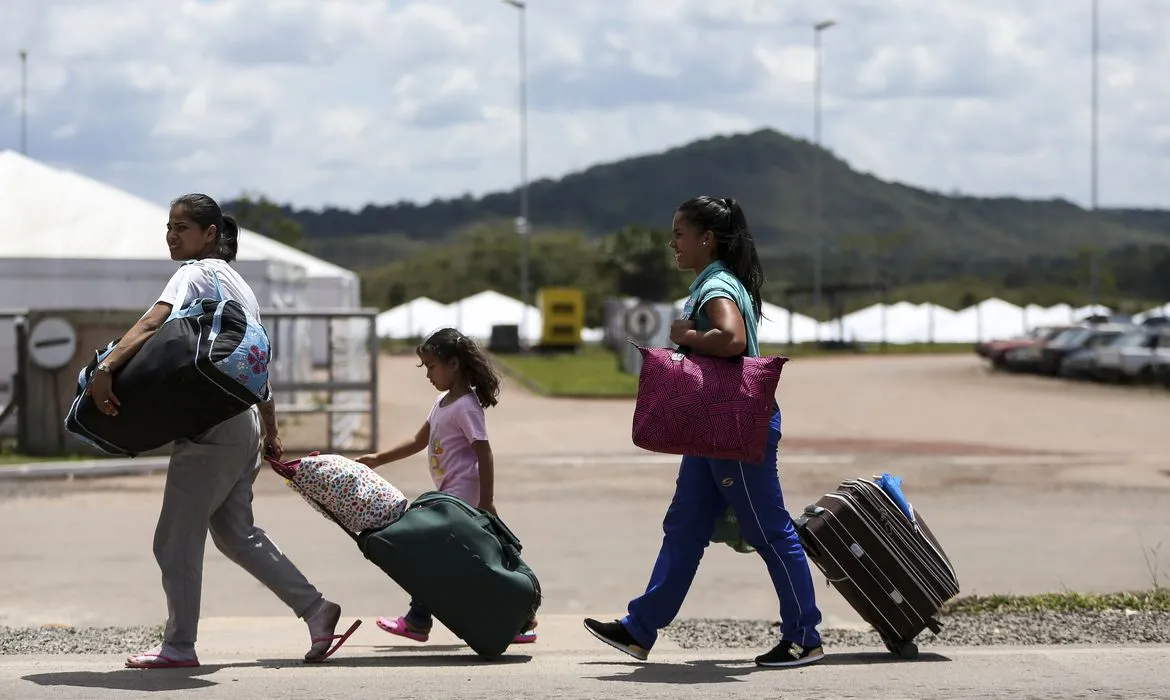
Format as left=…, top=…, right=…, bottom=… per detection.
left=676, top=195, right=765, bottom=319
left=417, top=328, right=501, bottom=408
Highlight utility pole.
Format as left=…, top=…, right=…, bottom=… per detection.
left=812, top=20, right=836, bottom=336
left=1088, top=0, right=1100, bottom=311
left=19, top=50, right=28, bottom=155
left=502, top=0, right=530, bottom=346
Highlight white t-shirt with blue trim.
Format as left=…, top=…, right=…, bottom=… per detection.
left=156, top=259, right=261, bottom=322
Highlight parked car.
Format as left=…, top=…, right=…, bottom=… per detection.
left=1090, top=327, right=1170, bottom=384
left=1057, top=330, right=1127, bottom=380
left=978, top=325, right=1073, bottom=370
left=1007, top=324, right=1128, bottom=376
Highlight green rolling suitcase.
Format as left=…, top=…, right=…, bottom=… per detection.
left=268, top=458, right=541, bottom=659
left=357, top=492, right=541, bottom=659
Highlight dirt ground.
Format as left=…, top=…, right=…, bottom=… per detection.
left=1, top=353, right=1167, bottom=631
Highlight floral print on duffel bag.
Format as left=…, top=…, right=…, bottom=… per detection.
left=285, top=453, right=408, bottom=534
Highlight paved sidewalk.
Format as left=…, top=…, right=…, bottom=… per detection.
left=3, top=616, right=1169, bottom=699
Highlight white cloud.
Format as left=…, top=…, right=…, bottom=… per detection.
left=0, top=0, right=1167, bottom=214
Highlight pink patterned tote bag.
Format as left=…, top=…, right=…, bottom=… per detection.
left=266, top=452, right=408, bottom=534
left=631, top=345, right=787, bottom=464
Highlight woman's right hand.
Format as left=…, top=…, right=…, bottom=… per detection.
left=356, top=454, right=380, bottom=469
left=263, top=433, right=284, bottom=460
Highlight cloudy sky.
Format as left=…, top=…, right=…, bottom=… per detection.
left=2, top=0, right=1168, bottom=213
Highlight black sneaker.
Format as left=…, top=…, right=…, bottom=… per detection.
left=582, top=618, right=649, bottom=661
left=755, top=640, right=825, bottom=668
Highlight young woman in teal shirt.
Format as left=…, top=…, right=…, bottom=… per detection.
left=585, top=195, right=825, bottom=668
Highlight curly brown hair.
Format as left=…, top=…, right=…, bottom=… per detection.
left=416, top=328, right=501, bottom=408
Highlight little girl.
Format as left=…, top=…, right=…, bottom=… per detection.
left=357, top=327, right=537, bottom=644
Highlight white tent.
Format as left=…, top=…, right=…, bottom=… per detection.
left=448, top=291, right=542, bottom=343
left=933, top=298, right=1027, bottom=343
left=758, top=302, right=820, bottom=344
left=0, top=150, right=363, bottom=444
left=1134, top=304, right=1170, bottom=323
left=0, top=150, right=360, bottom=367
left=1072, top=303, right=1112, bottom=321
left=672, top=296, right=819, bottom=344
left=376, top=297, right=457, bottom=339
left=1023, top=303, right=1074, bottom=329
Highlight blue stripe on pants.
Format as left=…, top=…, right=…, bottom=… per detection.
left=621, top=411, right=823, bottom=650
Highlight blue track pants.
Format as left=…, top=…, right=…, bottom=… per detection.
left=621, top=411, right=823, bottom=650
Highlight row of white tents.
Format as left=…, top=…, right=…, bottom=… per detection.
left=0, top=150, right=366, bottom=447
left=377, top=293, right=1170, bottom=345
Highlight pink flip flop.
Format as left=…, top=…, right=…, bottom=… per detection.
left=376, top=615, right=429, bottom=642
left=512, top=629, right=538, bottom=644
left=304, top=619, right=362, bottom=664
left=125, top=651, right=200, bottom=669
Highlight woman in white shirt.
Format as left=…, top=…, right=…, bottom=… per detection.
left=85, top=193, right=358, bottom=669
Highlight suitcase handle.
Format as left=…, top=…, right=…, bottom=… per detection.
left=474, top=512, right=524, bottom=555
left=264, top=456, right=300, bottom=480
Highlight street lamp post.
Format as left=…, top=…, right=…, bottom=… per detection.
left=1089, top=0, right=1100, bottom=311
left=502, top=0, right=530, bottom=347
left=19, top=49, right=28, bottom=155
left=812, top=20, right=835, bottom=337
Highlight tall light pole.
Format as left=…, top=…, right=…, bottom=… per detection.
left=502, top=0, right=530, bottom=346
left=19, top=49, right=28, bottom=155
left=812, top=19, right=835, bottom=336
left=1088, top=0, right=1100, bottom=311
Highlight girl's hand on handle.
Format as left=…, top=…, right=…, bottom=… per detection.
left=480, top=500, right=498, bottom=517
left=356, top=454, right=381, bottom=469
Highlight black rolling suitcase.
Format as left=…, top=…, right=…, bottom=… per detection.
left=795, top=476, right=960, bottom=658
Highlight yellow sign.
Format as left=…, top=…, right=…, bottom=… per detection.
left=538, top=287, right=584, bottom=347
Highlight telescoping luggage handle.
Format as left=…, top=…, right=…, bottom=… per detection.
left=264, top=453, right=364, bottom=545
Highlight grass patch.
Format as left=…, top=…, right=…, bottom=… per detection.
left=0, top=442, right=93, bottom=466
left=942, top=588, right=1170, bottom=615
left=493, top=342, right=976, bottom=398
left=494, top=345, right=638, bottom=398
left=0, top=454, right=89, bottom=466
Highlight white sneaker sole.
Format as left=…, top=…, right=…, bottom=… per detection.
left=582, top=621, right=650, bottom=662
left=756, top=650, right=826, bottom=668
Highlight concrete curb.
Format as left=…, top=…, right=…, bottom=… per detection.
left=0, top=457, right=170, bottom=481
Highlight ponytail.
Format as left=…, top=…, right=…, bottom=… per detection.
left=215, top=215, right=240, bottom=263
left=721, top=198, right=764, bottom=319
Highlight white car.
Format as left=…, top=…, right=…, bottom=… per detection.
left=1091, top=329, right=1170, bottom=383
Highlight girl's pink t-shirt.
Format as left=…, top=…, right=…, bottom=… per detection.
left=426, top=392, right=488, bottom=507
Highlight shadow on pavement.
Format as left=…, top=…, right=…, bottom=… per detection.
left=254, top=653, right=533, bottom=669
left=20, top=653, right=534, bottom=691
left=23, top=667, right=219, bottom=692
left=369, top=644, right=470, bottom=653
left=582, top=651, right=951, bottom=684
left=818, top=651, right=951, bottom=666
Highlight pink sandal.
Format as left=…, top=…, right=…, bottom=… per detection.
left=305, top=619, right=362, bottom=664
left=376, top=615, right=430, bottom=642
left=125, top=648, right=200, bottom=669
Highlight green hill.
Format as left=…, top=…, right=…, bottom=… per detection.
left=256, top=128, right=1170, bottom=272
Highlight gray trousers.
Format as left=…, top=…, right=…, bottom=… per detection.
left=154, top=407, right=323, bottom=651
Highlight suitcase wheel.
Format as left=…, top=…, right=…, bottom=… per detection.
left=884, top=639, right=919, bottom=660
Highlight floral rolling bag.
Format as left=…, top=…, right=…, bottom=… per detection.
left=267, top=452, right=408, bottom=535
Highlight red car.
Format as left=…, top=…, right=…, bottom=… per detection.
left=975, top=325, right=1075, bottom=369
